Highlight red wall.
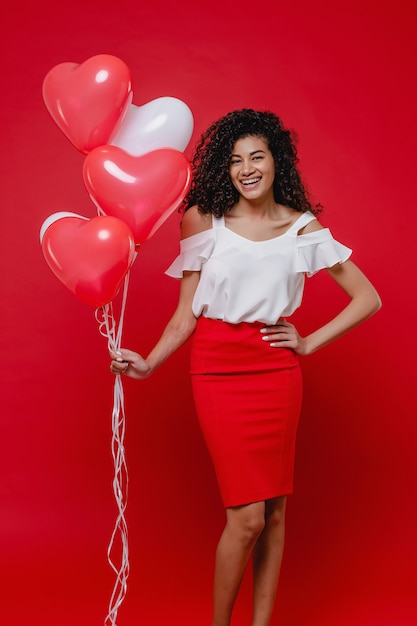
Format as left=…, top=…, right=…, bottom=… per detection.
left=2, top=1, right=416, bottom=624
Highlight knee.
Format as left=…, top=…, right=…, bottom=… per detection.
left=228, top=504, right=266, bottom=544
left=265, top=496, right=287, bottom=529
left=239, top=514, right=265, bottom=544
left=244, top=512, right=265, bottom=539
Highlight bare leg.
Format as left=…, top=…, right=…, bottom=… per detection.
left=251, top=496, right=287, bottom=626
left=212, top=501, right=266, bottom=626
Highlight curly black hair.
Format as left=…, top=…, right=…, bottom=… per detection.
left=183, top=108, right=322, bottom=217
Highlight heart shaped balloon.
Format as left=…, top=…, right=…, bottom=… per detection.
left=42, top=54, right=133, bottom=153
left=111, top=97, right=194, bottom=156
left=83, top=146, right=192, bottom=244
left=40, top=212, right=136, bottom=307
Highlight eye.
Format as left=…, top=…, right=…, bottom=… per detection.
left=253, top=155, right=263, bottom=161
left=230, top=158, right=241, bottom=165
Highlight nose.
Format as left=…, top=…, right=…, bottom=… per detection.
left=241, top=160, right=254, bottom=175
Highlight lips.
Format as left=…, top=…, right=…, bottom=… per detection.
left=241, top=177, right=261, bottom=186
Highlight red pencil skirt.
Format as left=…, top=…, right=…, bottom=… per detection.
left=190, top=316, right=303, bottom=508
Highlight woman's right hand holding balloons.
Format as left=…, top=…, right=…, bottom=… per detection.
left=109, top=348, right=151, bottom=379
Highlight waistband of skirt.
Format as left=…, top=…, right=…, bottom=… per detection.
left=190, top=316, right=299, bottom=375
left=198, top=316, right=266, bottom=329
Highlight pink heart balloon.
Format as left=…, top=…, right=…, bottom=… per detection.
left=40, top=212, right=136, bottom=307
left=83, top=145, right=192, bottom=244
left=42, top=54, right=133, bottom=153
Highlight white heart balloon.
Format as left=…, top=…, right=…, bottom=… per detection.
left=110, top=96, right=194, bottom=156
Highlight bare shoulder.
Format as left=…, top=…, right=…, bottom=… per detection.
left=180, top=205, right=212, bottom=239
left=298, top=213, right=325, bottom=235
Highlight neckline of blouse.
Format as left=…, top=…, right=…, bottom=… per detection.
left=218, top=211, right=315, bottom=243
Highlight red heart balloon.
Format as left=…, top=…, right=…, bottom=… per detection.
left=41, top=212, right=136, bottom=307
left=42, top=54, right=133, bottom=153
left=83, top=146, right=192, bottom=244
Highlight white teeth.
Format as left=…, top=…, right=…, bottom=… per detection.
left=241, top=178, right=261, bottom=185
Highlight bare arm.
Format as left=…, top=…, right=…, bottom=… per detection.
left=111, top=270, right=200, bottom=378
left=262, top=260, right=382, bottom=355
left=110, top=206, right=210, bottom=378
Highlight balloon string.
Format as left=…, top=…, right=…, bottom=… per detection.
left=96, top=270, right=132, bottom=626
left=105, top=373, right=129, bottom=626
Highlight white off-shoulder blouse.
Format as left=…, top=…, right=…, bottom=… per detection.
left=165, top=211, right=352, bottom=324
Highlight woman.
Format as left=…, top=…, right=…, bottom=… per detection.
left=110, top=109, right=381, bottom=626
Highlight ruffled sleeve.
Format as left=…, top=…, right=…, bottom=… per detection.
left=296, top=228, right=352, bottom=277
left=165, top=230, right=215, bottom=278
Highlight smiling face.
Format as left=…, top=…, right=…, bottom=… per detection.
left=229, top=135, right=275, bottom=202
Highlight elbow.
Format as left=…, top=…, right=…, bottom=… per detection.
left=372, top=288, right=382, bottom=314
left=169, top=315, right=198, bottom=341
left=366, top=288, right=382, bottom=318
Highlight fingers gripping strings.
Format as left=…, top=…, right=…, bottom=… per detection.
left=96, top=273, right=130, bottom=626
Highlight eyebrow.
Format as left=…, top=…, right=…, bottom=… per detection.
left=230, top=149, right=266, bottom=157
